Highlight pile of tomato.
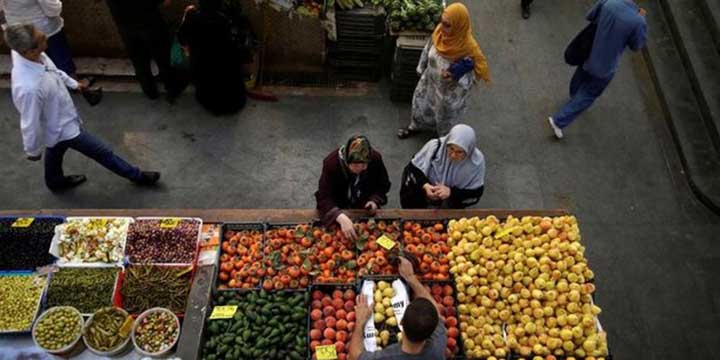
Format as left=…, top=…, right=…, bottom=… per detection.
left=402, top=221, right=451, bottom=281
left=356, top=219, right=402, bottom=276
left=309, top=225, right=357, bottom=284
left=217, top=228, right=264, bottom=289
left=262, top=224, right=313, bottom=290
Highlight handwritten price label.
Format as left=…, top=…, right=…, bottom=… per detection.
left=377, top=235, right=396, bottom=250
left=159, top=218, right=181, bottom=229
left=316, top=345, right=338, bottom=360
left=209, top=305, right=237, bottom=320
left=11, top=218, right=34, bottom=228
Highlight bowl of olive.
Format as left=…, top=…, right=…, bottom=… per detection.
left=32, top=306, right=84, bottom=355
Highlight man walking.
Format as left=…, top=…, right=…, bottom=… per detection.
left=105, top=0, right=181, bottom=101
left=547, top=0, right=647, bottom=139
left=5, top=24, right=161, bottom=191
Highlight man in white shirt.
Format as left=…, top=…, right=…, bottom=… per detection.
left=5, top=24, right=161, bottom=191
left=0, top=0, right=77, bottom=76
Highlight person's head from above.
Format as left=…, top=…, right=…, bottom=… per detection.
left=343, top=135, right=371, bottom=175
left=445, top=124, right=477, bottom=163
left=440, top=3, right=471, bottom=38
left=4, top=24, right=48, bottom=61
left=400, top=298, right=439, bottom=344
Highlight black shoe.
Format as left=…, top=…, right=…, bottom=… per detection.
left=522, top=5, right=531, bottom=19
left=133, top=171, right=161, bottom=186
left=48, top=175, right=87, bottom=192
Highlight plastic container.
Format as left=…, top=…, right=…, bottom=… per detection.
left=131, top=307, right=181, bottom=357
left=32, top=306, right=84, bottom=356
left=82, top=307, right=132, bottom=356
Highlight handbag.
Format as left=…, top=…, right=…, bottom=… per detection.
left=564, top=3, right=603, bottom=66
left=170, top=37, right=190, bottom=70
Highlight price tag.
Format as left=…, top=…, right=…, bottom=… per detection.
left=11, top=218, right=34, bottom=228
left=159, top=218, right=181, bottom=229
left=209, top=305, right=237, bottom=320
left=89, top=218, right=108, bottom=228
left=377, top=235, right=396, bottom=250
left=316, top=345, right=338, bottom=360
left=118, top=316, right=134, bottom=338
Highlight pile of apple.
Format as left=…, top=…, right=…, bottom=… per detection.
left=309, top=288, right=357, bottom=360
left=372, top=281, right=401, bottom=348
left=449, top=216, right=609, bottom=360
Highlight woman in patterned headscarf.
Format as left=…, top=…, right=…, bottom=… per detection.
left=315, top=135, right=391, bottom=239
left=398, top=2, right=491, bottom=139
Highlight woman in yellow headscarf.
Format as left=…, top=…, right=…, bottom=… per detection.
left=398, top=3, right=491, bottom=139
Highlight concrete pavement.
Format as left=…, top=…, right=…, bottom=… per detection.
left=0, top=0, right=718, bottom=358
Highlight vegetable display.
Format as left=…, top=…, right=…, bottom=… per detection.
left=424, top=282, right=461, bottom=358
left=133, top=309, right=180, bottom=354
left=370, top=280, right=401, bottom=348
left=218, top=227, right=264, bottom=289
left=310, top=224, right=357, bottom=284
left=449, top=216, right=608, bottom=359
left=33, top=307, right=82, bottom=351
left=126, top=219, right=200, bottom=264
left=402, top=221, right=451, bottom=280
left=83, top=307, right=132, bottom=353
left=202, top=290, right=308, bottom=360
left=309, top=287, right=356, bottom=360
left=0, top=274, right=46, bottom=332
left=356, top=219, right=402, bottom=275
left=45, top=267, right=119, bottom=314
left=121, top=265, right=193, bottom=314
left=55, top=218, right=130, bottom=263
left=0, top=217, right=62, bottom=270
left=263, top=225, right=314, bottom=290
left=385, top=0, right=443, bottom=32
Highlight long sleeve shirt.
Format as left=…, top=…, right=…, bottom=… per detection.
left=584, top=0, right=647, bottom=78
left=10, top=51, right=81, bottom=157
left=0, top=0, right=64, bottom=36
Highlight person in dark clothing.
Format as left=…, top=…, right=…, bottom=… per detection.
left=521, top=0, right=534, bottom=19
left=400, top=124, right=485, bottom=209
left=177, top=0, right=247, bottom=115
left=315, top=136, right=391, bottom=240
left=105, top=0, right=181, bottom=100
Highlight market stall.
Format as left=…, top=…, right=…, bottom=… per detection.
left=0, top=209, right=611, bottom=360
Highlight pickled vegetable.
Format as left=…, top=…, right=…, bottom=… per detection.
left=0, top=217, right=62, bottom=270
left=126, top=219, right=201, bottom=264
left=121, top=265, right=192, bottom=313
left=56, top=218, right=130, bottom=263
left=84, top=307, right=131, bottom=352
left=34, top=307, right=82, bottom=350
left=134, top=310, right=180, bottom=354
left=45, top=267, right=119, bottom=314
left=0, top=274, right=45, bottom=332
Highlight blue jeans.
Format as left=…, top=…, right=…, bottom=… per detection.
left=552, top=66, right=613, bottom=128
left=44, top=131, right=141, bottom=188
left=45, top=29, right=77, bottom=76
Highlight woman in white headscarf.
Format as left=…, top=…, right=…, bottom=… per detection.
left=400, top=124, right=485, bottom=209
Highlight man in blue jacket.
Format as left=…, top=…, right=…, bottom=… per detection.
left=547, top=0, right=647, bottom=139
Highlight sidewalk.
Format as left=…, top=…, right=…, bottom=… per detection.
left=0, top=0, right=718, bottom=358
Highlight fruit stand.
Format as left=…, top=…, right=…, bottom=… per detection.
left=0, top=209, right=611, bottom=360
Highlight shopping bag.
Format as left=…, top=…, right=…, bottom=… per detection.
left=170, top=38, right=190, bottom=70
left=564, top=22, right=597, bottom=66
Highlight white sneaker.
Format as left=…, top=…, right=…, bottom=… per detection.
left=547, top=116, right=564, bottom=139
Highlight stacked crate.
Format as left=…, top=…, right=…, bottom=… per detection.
left=329, top=7, right=386, bottom=81
left=390, top=34, right=428, bottom=102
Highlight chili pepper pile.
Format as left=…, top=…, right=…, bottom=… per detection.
left=126, top=219, right=200, bottom=264
left=121, top=265, right=193, bottom=314
left=45, top=267, right=119, bottom=314
left=0, top=218, right=62, bottom=270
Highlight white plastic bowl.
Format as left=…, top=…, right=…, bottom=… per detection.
left=82, top=307, right=132, bottom=356
left=32, top=306, right=84, bottom=355
left=131, top=307, right=181, bottom=357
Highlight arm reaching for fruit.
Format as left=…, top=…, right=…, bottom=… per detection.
left=337, top=213, right=358, bottom=240
left=398, top=257, right=441, bottom=316
left=349, top=295, right=372, bottom=360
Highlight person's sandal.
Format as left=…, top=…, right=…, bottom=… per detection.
left=397, top=127, right=417, bottom=139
